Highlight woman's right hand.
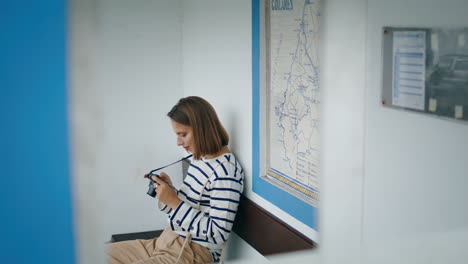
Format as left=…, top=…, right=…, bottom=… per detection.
left=158, top=172, right=173, bottom=187
left=153, top=173, right=181, bottom=209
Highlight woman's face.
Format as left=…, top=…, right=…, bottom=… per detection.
left=171, top=120, right=194, bottom=154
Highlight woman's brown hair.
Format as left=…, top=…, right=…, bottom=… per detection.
left=167, top=96, right=229, bottom=160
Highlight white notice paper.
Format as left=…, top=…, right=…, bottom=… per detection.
left=455, top=105, right=463, bottom=119
left=392, top=31, right=426, bottom=110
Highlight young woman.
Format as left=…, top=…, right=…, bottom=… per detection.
left=107, top=96, right=244, bottom=264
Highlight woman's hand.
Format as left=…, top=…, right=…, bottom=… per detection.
left=157, top=172, right=173, bottom=186
left=152, top=172, right=181, bottom=209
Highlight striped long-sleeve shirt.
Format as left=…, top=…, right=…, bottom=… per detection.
left=158, top=153, right=244, bottom=261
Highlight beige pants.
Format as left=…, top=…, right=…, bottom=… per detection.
left=107, top=227, right=213, bottom=264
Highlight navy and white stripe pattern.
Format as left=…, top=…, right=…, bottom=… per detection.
left=158, top=153, right=244, bottom=260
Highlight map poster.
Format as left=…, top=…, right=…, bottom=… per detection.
left=264, top=0, right=321, bottom=206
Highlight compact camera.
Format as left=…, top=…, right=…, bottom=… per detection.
left=144, top=155, right=190, bottom=198
left=144, top=173, right=159, bottom=198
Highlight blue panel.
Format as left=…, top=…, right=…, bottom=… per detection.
left=251, top=0, right=317, bottom=230
left=0, top=1, right=76, bottom=263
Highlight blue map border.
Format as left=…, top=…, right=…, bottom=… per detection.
left=251, top=0, right=317, bottom=230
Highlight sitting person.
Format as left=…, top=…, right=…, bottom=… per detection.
left=107, top=96, right=244, bottom=264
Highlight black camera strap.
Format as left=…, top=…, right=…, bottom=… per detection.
left=148, top=154, right=193, bottom=175
left=145, top=154, right=193, bottom=196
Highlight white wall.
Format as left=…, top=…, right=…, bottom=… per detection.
left=318, top=0, right=468, bottom=263
left=318, top=0, right=367, bottom=263
left=363, top=0, right=468, bottom=262
left=181, top=0, right=252, bottom=163
left=70, top=0, right=184, bottom=263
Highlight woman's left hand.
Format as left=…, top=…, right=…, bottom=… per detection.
left=152, top=173, right=182, bottom=209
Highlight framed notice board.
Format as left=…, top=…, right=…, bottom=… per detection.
left=382, top=27, right=468, bottom=122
